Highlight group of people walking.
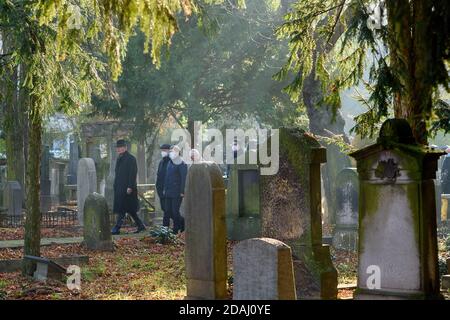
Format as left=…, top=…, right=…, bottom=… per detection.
left=110, top=140, right=188, bottom=235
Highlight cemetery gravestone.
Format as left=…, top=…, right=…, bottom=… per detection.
left=332, top=168, right=359, bottom=250
left=226, top=164, right=261, bottom=240
left=233, top=238, right=296, bottom=300
left=441, top=194, right=450, bottom=222
left=441, top=258, right=450, bottom=289
left=185, top=162, right=227, bottom=300
left=77, top=158, right=97, bottom=226
left=3, top=181, right=23, bottom=216
left=23, top=255, right=67, bottom=282
left=58, top=163, right=66, bottom=203
left=83, top=193, right=113, bottom=251
left=350, top=119, right=443, bottom=300
left=441, top=157, right=450, bottom=194
left=260, top=127, right=337, bottom=300
left=105, top=138, right=118, bottom=211
left=40, top=145, right=52, bottom=212
left=67, top=136, right=79, bottom=185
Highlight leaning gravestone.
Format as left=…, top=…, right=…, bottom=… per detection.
left=185, top=162, right=227, bottom=300
left=3, top=181, right=23, bottom=216
left=83, top=193, right=113, bottom=251
left=350, top=119, right=443, bottom=299
left=259, top=127, right=338, bottom=300
left=233, top=238, right=296, bottom=300
left=332, top=168, right=359, bottom=250
left=77, top=158, right=97, bottom=226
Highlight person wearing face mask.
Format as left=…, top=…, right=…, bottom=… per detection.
left=156, top=144, right=172, bottom=225
left=163, top=145, right=187, bottom=234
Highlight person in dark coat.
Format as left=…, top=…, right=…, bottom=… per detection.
left=155, top=143, right=171, bottom=224
left=111, top=139, right=146, bottom=234
left=163, top=145, right=187, bottom=234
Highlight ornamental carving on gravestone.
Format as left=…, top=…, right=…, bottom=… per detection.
left=375, top=158, right=400, bottom=182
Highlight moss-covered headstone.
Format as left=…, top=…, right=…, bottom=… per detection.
left=260, top=127, right=337, bottom=300
left=350, top=119, right=444, bottom=300
left=83, top=193, right=113, bottom=251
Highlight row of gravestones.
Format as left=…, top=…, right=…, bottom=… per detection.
left=185, top=129, right=338, bottom=299
left=0, top=145, right=74, bottom=218
left=187, top=121, right=444, bottom=300
left=79, top=121, right=445, bottom=299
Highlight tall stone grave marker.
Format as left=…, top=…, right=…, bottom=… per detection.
left=40, top=145, right=52, bottom=212
left=77, top=158, right=97, bottom=226
left=83, top=193, right=113, bottom=251
left=258, top=128, right=337, bottom=299
left=233, top=238, right=296, bottom=300
left=260, top=127, right=337, bottom=300
left=185, top=162, right=227, bottom=300
left=105, top=138, right=118, bottom=211
left=67, top=135, right=79, bottom=185
left=332, top=168, right=359, bottom=250
left=3, top=181, right=23, bottom=216
left=350, top=119, right=443, bottom=299
left=441, top=157, right=450, bottom=194
left=226, top=164, right=261, bottom=240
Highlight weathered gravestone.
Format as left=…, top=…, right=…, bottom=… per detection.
left=350, top=119, right=443, bottom=300
left=185, top=162, right=227, bottom=300
left=3, top=181, right=23, bottom=216
left=105, top=138, right=118, bottom=211
left=23, top=255, right=66, bottom=282
left=40, top=145, right=52, bottom=212
left=233, top=238, right=296, bottom=300
left=441, top=194, right=450, bottom=223
left=441, top=258, right=450, bottom=290
left=441, top=157, right=450, bottom=194
left=67, top=135, right=80, bottom=185
left=83, top=193, right=113, bottom=251
left=77, top=158, right=97, bottom=226
left=332, top=168, right=359, bottom=251
left=260, top=127, right=337, bottom=300
left=226, top=164, right=261, bottom=240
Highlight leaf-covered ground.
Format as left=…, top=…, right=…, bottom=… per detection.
left=0, top=236, right=358, bottom=300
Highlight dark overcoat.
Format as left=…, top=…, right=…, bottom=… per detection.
left=163, top=160, right=187, bottom=198
left=156, top=157, right=170, bottom=199
left=113, top=151, right=139, bottom=214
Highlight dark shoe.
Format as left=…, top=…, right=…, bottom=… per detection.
left=111, top=230, right=120, bottom=235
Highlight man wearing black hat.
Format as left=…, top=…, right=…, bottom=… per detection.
left=111, top=139, right=146, bottom=234
left=155, top=143, right=171, bottom=226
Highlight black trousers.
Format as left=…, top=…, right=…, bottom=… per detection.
left=163, top=197, right=185, bottom=234
left=112, top=210, right=145, bottom=232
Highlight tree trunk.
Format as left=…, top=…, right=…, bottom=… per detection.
left=387, top=0, right=433, bottom=144
left=22, top=97, right=42, bottom=276
left=303, top=65, right=351, bottom=225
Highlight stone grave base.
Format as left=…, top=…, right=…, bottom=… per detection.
left=354, top=288, right=444, bottom=300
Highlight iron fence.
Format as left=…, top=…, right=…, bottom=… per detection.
left=0, top=207, right=78, bottom=228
